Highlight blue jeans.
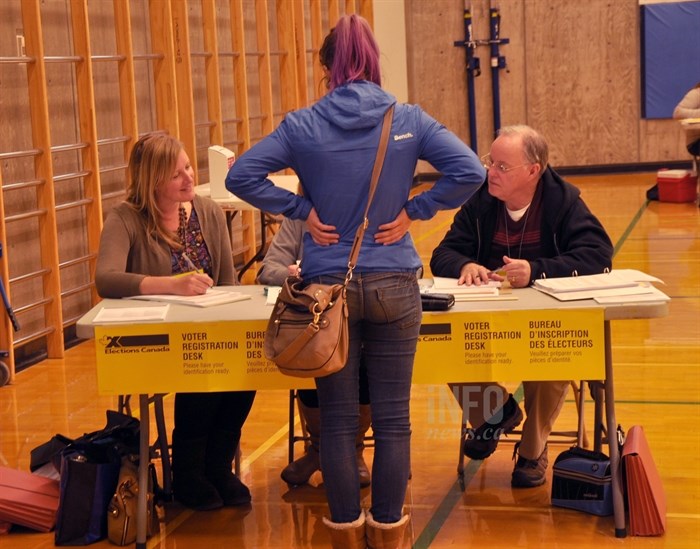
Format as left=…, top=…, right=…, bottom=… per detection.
left=313, top=272, right=420, bottom=524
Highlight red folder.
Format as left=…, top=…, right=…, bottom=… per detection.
left=621, top=425, right=666, bottom=536
left=0, top=467, right=60, bottom=533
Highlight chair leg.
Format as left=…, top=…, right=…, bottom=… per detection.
left=153, top=394, right=172, bottom=497
left=570, top=381, right=589, bottom=448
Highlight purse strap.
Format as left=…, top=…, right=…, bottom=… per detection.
left=345, top=104, right=395, bottom=283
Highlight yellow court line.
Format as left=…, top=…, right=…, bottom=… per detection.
left=411, top=216, right=455, bottom=245
left=149, top=509, right=193, bottom=548
left=667, top=513, right=700, bottom=520
left=240, top=416, right=300, bottom=472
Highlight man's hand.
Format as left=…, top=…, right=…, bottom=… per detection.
left=498, top=256, right=532, bottom=288
left=375, top=209, right=411, bottom=245
left=307, top=208, right=339, bottom=246
left=458, top=262, right=491, bottom=286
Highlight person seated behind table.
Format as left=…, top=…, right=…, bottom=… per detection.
left=673, top=81, right=700, bottom=158
left=95, top=133, right=256, bottom=510
left=430, top=125, right=613, bottom=488
left=257, top=216, right=372, bottom=488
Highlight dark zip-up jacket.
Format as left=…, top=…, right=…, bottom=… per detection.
left=430, top=166, right=613, bottom=284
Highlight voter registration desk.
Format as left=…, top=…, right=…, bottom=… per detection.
left=76, top=284, right=668, bottom=546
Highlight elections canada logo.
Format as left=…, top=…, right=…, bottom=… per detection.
left=99, top=334, right=170, bottom=355
left=419, top=323, right=452, bottom=342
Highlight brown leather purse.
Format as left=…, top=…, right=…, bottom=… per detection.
left=264, top=105, right=395, bottom=378
left=107, top=455, right=159, bottom=545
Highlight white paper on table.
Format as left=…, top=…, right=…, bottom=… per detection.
left=537, top=284, right=657, bottom=302
left=93, top=304, right=170, bottom=323
left=131, top=288, right=251, bottom=307
left=430, top=276, right=501, bottom=296
left=266, top=286, right=281, bottom=305
left=594, top=286, right=670, bottom=304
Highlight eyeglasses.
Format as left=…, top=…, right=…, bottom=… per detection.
left=480, top=154, right=529, bottom=174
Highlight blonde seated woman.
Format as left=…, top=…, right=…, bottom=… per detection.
left=95, top=134, right=256, bottom=511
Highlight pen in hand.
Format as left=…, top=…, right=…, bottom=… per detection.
left=178, top=252, right=213, bottom=293
left=181, top=252, right=200, bottom=273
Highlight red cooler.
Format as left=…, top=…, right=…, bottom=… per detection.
left=656, top=169, right=697, bottom=203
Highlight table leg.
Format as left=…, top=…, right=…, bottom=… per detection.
left=604, top=321, right=627, bottom=538
left=288, top=390, right=296, bottom=465
left=238, top=210, right=268, bottom=277
left=592, top=382, right=604, bottom=452
left=137, top=394, right=150, bottom=548
left=456, top=385, right=466, bottom=490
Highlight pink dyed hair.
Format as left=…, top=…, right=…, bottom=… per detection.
left=319, top=14, right=381, bottom=90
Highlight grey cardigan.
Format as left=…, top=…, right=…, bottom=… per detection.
left=95, top=194, right=235, bottom=298
left=256, top=217, right=306, bottom=286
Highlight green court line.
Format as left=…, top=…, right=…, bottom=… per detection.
left=411, top=462, right=481, bottom=549
left=612, top=200, right=649, bottom=258
left=412, top=197, right=652, bottom=546
left=581, top=399, right=700, bottom=406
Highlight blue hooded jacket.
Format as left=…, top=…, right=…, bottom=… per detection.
left=226, top=81, right=485, bottom=279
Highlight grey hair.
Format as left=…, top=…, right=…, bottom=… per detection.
left=497, top=125, right=549, bottom=172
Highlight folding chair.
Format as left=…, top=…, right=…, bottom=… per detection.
left=455, top=380, right=589, bottom=490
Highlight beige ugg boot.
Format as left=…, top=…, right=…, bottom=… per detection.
left=366, top=511, right=409, bottom=549
left=322, top=510, right=367, bottom=549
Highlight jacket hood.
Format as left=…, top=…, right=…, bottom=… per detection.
left=313, top=81, right=396, bottom=131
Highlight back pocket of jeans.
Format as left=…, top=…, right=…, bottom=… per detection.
left=375, top=281, right=420, bottom=328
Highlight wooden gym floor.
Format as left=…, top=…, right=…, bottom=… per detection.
left=1, top=172, right=699, bottom=547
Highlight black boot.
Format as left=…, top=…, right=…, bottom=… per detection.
left=281, top=401, right=321, bottom=486
left=356, top=404, right=372, bottom=488
left=206, top=429, right=251, bottom=506
left=171, top=430, right=223, bottom=510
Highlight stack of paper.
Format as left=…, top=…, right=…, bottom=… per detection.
left=622, top=425, right=666, bottom=536
left=132, top=288, right=252, bottom=308
left=532, top=270, right=666, bottom=302
left=93, top=304, right=170, bottom=323
left=0, top=467, right=60, bottom=532
left=427, top=277, right=514, bottom=301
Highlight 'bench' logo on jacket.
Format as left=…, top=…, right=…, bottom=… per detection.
left=394, top=132, right=414, bottom=141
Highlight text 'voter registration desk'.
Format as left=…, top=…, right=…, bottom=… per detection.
left=77, top=284, right=668, bottom=545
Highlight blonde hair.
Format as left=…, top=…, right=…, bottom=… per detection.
left=126, top=133, right=183, bottom=249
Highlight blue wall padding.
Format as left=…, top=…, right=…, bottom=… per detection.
left=641, top=1, right=700, bottom=119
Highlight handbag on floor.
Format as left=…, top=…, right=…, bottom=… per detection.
left=551, top=445, right=613, bottom=516
left=107, top=455, right=159, bottom=545
left=264, top=105, right=395, bottom=378
left=30, top=410, right=140, bottom=476
left=52, top=411, right=141, bottom=545
left=55, top=442, right=122, bottom=545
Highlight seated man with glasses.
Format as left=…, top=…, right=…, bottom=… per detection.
left=430, top=125, right=613, bottom=487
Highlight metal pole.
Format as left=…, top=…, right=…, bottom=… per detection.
left=454, top=5, right=481, bottom=154
left=488, top=6, right=509, bottom=137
